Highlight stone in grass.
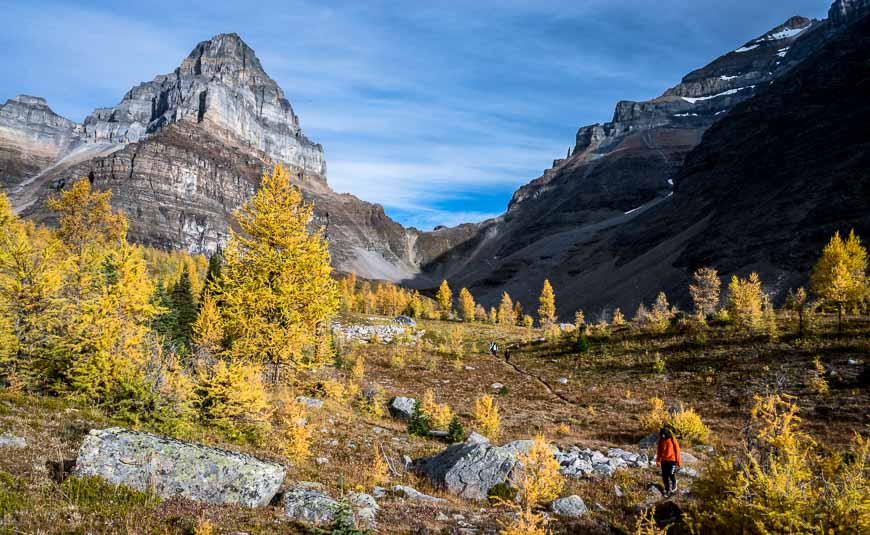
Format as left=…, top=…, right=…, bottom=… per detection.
left=296, top=396, right=324, bottom=409
left=283, top=485, right=340, bottom=526
left=0, top=435, right=26, bottom=449
left=681, top=451, right=700, bottom=465
left=550, top=495, right=589, bottom=518
left=284, top=484, right=378, bottom=528
left=679, top=466, right=699, bottom=478
left=389, top=396, right=417, bottom=421
left=391, top=485, right=448, bottom=504
left=639, top=433, right=659, bottom=449
left=73, top=427, right=285, bottom=507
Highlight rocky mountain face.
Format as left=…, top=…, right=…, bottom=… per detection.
left=417, top=2, right=870, bottom=318
left=2, top=2, right=867, bottom=316
left=79, top=33, right=325, bottom=181
left=0, top=96, right=82, bottom=188
left=0, top=33, right=436, bottom=280
left=412, top=13, right=834, bottom=310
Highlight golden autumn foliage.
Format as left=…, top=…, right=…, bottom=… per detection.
left=338, top=275, right=437, bottom=319
left=369, top=443, right=391, bottom=488
left=728, top=272, right=764, bottom=332
left=516, top=435, right=564, bottom=507
left=436, top=279, right=453, bottom=318
left=276, top=396, right=312, bottom=464
left=193, top=360, right=271, bottom=442
left=219, top=164, right=338, bottom=383
left=689, top=267, right=721, bottom=319
left=641, top=398, right=710, bottom=443
left=810, top=230, right=868, bottom=332
left=0, top=196, right=66, bottom=384
left=474, top=394, right=501, bottom=440
left=689, top=394, right=870, bottom=534
left=538, top=279, right=556, bottom=326
left=46, top=179, right=126, bottom=257
left=497, top=292, right=514, bottom=325
left=458, top=287, right=476, bottom=322
left=421, top=389, right=454, bottom=430
left=500, top=508, right=548, bottom=535
left=192, top=293, right=224, bottom=363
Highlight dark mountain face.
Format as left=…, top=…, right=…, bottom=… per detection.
left=411, top=13, right=833, bottom=312
left=509, top=7, right=870, bottom=319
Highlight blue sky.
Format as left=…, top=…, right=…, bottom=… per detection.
left=0, top=0, right=830, bottom=230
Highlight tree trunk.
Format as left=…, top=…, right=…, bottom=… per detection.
left=838, top=305, right=843, bottom=335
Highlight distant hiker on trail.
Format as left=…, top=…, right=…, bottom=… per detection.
left=656, top=425, right=682, bottom=497
left=489, top=341, right=498, bottom=357
left=504, top=347, right=511, bottom=363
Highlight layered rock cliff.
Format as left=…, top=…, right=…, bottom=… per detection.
left=80, top=33, right=325, bottom=181
left=0, top=33, right=429, bottom=281
left=0, top=96, right=83, bottom=188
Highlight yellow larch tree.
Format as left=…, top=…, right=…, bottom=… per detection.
left=436, top=279, right=453, bottom=319
left=219, top=164, right=339, bottom=383
left=538, top=279, right=556, bottom=326
left=689, top=267, right=721, bottom=320
left=458, top=287, right=476, bottom=322
left=497, top=292, right=514, bottom=325
left=728, top=273, right=764, bottom=332
left=810, top=230, right=868, bottom=333
left=64, top=237, right=163, bottom=403
left=516, top=435, right=564, bottom=507
left=474, top=394, right=501, bottom=439
left=0, top=194, right=66, bottom=385
left=192, top=292, right=224, bottom=365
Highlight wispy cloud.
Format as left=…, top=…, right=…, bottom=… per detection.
left=0, top=0, right=831, bottom=227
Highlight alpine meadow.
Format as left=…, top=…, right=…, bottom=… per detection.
left=0, top=1, right=869, bottom=534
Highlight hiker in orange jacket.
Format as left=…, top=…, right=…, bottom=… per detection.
left=656, top=426, right=682, bottom=496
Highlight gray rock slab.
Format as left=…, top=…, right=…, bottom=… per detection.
left=73, top=427, right=285, bottom=507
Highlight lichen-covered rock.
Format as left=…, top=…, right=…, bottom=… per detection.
left=283, top=485, right=340, bottom=526
left=283, top=485, right=378, bottom=528
left=73, top=427, right=285, bottom=507
left=550, top=495, right=589, bottom=518
left=413, top=438, right=523, bottom=500
left=389, top=396, right=417, bottom=421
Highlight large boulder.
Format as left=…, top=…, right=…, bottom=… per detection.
left=389, top=396, right=417, bottom=421
left=73, top=428, right=285, bottom=507
left=414, top=438, right=532, bottom=500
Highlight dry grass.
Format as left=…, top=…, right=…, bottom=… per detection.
left=0, top=312, right=867, bottom=533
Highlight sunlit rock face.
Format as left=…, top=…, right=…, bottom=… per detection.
left=0, top=33, right=449, bottom=281
left=0, top=95, right=83, bottom=188
left=80, top=33, right=325, bottom=181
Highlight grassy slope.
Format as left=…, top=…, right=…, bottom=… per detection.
left=0, top=313, right=867, bottom=534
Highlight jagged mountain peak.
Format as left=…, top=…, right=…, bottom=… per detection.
left=7, top=95, right=50, bottom=107
left=79, top=31, right=325, bottom=180
left=179, top=32, right=270, bottom=82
